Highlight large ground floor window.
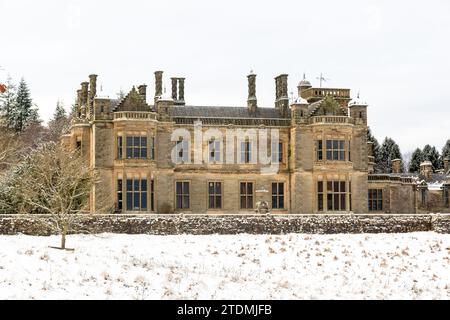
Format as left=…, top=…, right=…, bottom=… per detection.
left=318, top=181, right=348, bottom=212
left=126, top=179, right=147, bottom=211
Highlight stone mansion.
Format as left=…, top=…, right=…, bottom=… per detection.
left=62, top=71, right=450, bottom=214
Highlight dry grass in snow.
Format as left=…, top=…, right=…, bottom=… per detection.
left=0, top=232, right=449, bottom=299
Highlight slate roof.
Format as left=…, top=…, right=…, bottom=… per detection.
left=170, top=106, right=287, bottom=119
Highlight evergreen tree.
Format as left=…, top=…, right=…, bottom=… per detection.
left=409, top=148, right=424, bottom=173
left=422, top=144, right=441, bottom=170
left=9, top=78, right=39, bottom=132
left=47, top=100, right=70, bottom=142
left=0, top=76, right=17, bottom=127
left=367, top=127, right=383, bottom=173
left=442, top=139, right=450, bottom=161
left=379, top=137, right=404, bottom=173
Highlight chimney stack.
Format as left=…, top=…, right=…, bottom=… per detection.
left=89, top=74, right=97, bottom=100
left=138, top=85, right=147, bottom=102
left=444, top=157, right=449, bottom=174
left=420, top=161, right=433, bottom=180
left=171, top=78, right=178, bottom=100
left=178, top=78, right=185, bottom=103
left=88, top=74, right=98, bottom=119
left=392, top=159, right=402, bottom=174
left=247, top=72, right=257, bottom=113
left=154, top=71, right=163, bottom=103
left=275, top=74, right=289, bottom=117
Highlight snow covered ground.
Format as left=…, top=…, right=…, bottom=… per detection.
left=0, top=232, right=449, bottom=300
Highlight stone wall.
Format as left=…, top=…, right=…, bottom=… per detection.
left=0, top=214, right=449, bottom=236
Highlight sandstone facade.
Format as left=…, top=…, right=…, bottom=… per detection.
left=62, top=72, right=450, bottom=214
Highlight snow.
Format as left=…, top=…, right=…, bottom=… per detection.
left=0, top=233, right=449, bottom=300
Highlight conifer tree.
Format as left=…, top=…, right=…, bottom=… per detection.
left=409, top=148, right=424, bottom=173
left=442, top=139, right=450, bottom=162
left=0, top=76, right=17, bottom=127
left=367, top=127, right=383, bottom=173
left=9, top=78, right=40, bottom=132
left=379, top=137, right=404, bottom=173
left=422, top=144, right=441, bottom=170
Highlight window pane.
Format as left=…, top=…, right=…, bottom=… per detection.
left=141, top=180, right=147, bottom=192
left=279, top=196, right=284, bottom=209
left=340, top=182, right=346, bottom=193
left=215, top=183, right=221, bottom=194
left=318, top=181, right=323, bottom=193
left=334, top=195, right=339, bottom=211
left=126, top=180, right=133, bottom=191
left=334, top=181, right=339, bottom=192
left=126, top=147, right=133, bottom=159
left=141, top=192, right=147, bottom=210
left=272, top=196, right=278, bottom=209
left=183, top=196, right=189, bottom=209
left=134, top=180, right=140, bottom=191
left=126, top=137, right=133, bottom=147
left=216, top=196, right=221, bottom=209
left=339, top=141, right=344, bottom=149
left=333, top=140, right=339, bottom=149
left=340, top=151, right=345, bottom=160
left=134, top=137, right=140, bottom=147
left=118, top=180, right=122, bottom=191
left=176, top=196, right=182, bottom=209
left=272, top=183, right=277, bottom=194
left=134, top=192, right=140, bottom=209
left=333, top=151, right=339, bottom=160
left=176, top=182, right=182, bottom=195
left=141, top=137, right=147, bottom=147
left=240, top=183, right=246, bottom=195
left=209, top=196, right=214, bottom=209
left=340, top=194, right=346, bottom=211
left=327, top=182, right=333, bottom=192
left=247, top=183, right=253, bottom=194
left=126, top=193, right=132, bottom=210
left=327, top=194, right=333, bottom=211
left=240, top=196, right=246, bottom=209
left=141, top=148, right=147, bottom=159
left=326, top=151, right=332, bottom=160
left=279, top=183, right=284, bottom=195
left=247, top=196, right=253, bottom=209
left=326, top=140, right=332, bottom=149
left=183, top=182, right=189, bottom=194
left=318, top=194, right=323, bottom=211
left=209, top=183, right=214, bottom=194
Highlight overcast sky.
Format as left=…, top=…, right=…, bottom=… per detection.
left=1, top=0, right=449, bottom=153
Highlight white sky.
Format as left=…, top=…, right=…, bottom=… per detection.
left=1, top=0, right=449, bottom=153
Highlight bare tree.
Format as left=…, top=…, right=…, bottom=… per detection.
left=14, top=142, right=97, bottom=250
left=0, top=127, right=22, bottom=169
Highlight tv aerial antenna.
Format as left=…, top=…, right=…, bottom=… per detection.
left=316, top=73, right=330, bottom=88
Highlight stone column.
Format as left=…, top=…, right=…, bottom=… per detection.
left=444, top=157, right=449, bottom=173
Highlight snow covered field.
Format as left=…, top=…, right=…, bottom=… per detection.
left=1, top=232, right=449, bottom=300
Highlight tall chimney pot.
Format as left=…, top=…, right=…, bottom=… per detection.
left=247, top=73, right=257, bottom=113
